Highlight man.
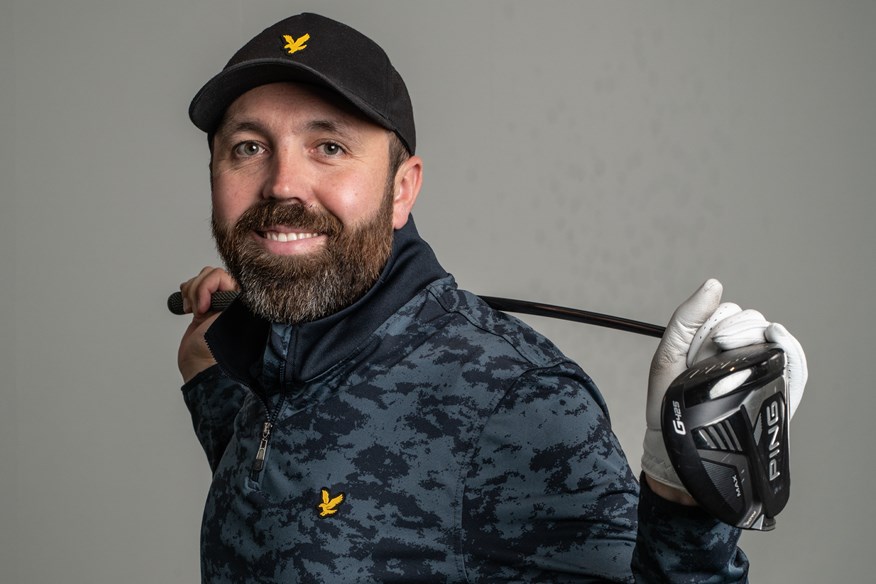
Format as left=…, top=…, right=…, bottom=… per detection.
left=177, top=12, right=807, bottom=582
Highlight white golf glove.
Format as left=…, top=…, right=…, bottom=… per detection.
left=641, top=279, right=808, bottom=493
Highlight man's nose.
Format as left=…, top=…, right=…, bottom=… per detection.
left=263, top=148, right=313, bottom=204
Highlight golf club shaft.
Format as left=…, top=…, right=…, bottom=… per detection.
left=167, top=291, right=666, bottom=338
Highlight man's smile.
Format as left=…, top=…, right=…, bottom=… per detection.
left=260, top=229, right=322, bottom=242
left=254, top=227, right=327, bottom=254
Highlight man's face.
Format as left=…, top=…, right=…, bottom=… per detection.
left=209, top=82, right=415, bottom=323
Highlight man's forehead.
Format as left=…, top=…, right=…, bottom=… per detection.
left=218, top=82, right=384, bottom=137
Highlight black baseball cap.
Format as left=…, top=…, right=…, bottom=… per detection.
left=189, top=12, right=416, bottom=154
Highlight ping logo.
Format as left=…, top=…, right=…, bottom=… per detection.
left=283, top=34, right=310, bottom=55
left=317, top=488, right=345, bottom=517
left=765, top=400, right=783, bottom=481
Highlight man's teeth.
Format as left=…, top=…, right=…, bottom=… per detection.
left=264, top=231, right=320, bottom=242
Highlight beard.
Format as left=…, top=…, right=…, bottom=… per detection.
left=212, top=190, right=395, bottom=324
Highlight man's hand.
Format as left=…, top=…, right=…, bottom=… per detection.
left=641, top=279, right=808, bottom=504
left=177, top=267, right=238, bottom=383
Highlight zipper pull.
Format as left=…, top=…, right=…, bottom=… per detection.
left=252, top=421, right=272, bottom=472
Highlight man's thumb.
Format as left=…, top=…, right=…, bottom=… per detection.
left=653, top=279, right=724, bottom=371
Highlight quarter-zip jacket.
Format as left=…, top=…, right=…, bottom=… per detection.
left=183, top=218, right=748, bottom=582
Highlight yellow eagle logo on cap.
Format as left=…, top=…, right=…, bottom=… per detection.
left=283, top=34, right=310, bottom=55
left=317, top=488, right=345, bottom=517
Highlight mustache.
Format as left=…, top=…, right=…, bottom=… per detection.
left=233, top=200, right=343, bottom=237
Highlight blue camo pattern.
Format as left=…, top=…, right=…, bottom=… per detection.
left=183, top=276, right=747, bottom=582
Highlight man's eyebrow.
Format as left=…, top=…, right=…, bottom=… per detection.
left=305, top=118, right=360, bottom=142
left=215, top=118, right=362, bottom=142
left=215, top=120, right=267, bottom=142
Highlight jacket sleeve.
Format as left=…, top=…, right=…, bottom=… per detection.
left=461, top=364, right=749, bottom=582
left=633, top=475, right=749, bottom=583
left=461, top=365, right=639, bottom=582
left=181, top=365, right=249, bottom=473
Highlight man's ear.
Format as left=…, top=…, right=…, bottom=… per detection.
left=391, top=155, right=423, bottom=229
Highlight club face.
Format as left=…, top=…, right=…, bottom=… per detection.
left=662, top=343, right=790, bottom=530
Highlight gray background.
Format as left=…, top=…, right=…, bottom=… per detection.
left=3, top=1, right=874, bottom=582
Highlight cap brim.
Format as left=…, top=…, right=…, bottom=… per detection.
left=189, top=59, right=396, bottom=137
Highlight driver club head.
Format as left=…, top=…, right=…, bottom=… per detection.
left=662, top=343, right=790, bottom=530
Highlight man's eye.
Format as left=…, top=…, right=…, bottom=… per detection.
left=320, top=142, right=344, bottom=156
left=233, top=142, right=264, bottom=157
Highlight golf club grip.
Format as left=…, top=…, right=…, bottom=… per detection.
left=167, top=290, right=240, bottom=315
left=167, top=290, right=666, bottom=338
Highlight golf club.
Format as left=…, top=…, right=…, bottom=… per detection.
left=167, top=289, right=789, bottom=529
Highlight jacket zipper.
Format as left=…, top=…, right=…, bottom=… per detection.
left=250, top=326, right=298, bottom=481
left=252, top=420, right=272, bottom=473
left=250, top=394, right=286, bottom=481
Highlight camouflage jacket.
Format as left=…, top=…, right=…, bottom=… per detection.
left=183, top=220, right=748, bottom=583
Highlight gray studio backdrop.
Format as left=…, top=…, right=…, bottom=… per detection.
left=3, top=1, right=874, bottom=582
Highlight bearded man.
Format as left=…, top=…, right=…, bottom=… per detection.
left=176, top=13, right=806, bottom=583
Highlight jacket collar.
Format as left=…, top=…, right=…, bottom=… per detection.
left=204, top=216, right=447, bottom=391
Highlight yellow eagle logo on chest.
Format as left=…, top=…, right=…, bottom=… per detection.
left=317, top=488, right=345, bottom=517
